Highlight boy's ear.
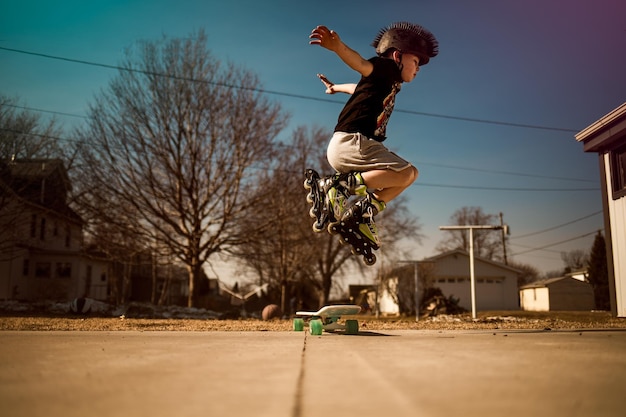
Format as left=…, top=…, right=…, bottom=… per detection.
left=391, top=49, right=402, bottom=63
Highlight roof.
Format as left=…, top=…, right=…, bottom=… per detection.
left=1, top=158, right=82, bottom=223
left=422, top=249, right=524, bottom=274
left=520, top=275, right=590, bottom=290
left=575, top=102, right=626, bottom=152
left=5, top=158, right=71, bottom=189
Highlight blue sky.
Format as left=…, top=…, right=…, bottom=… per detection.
left=2, top=0, right=625, bottom=276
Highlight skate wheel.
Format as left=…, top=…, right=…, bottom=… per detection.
left=310, top=319, right=324, bottom=335
left=345, top=320, right=359, bottom=335
left=293, top=318, right=304, bottom=332
left=363, top=254, right=376, bottom=266
left=328, top=223, right=338, bottom=234
left=312, top=222, right=324, bottom=233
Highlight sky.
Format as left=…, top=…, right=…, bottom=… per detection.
left=1, top=0, right=626, bottom=282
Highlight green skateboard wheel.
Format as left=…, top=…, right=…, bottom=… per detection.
left=310, top=319, right=323, bottom=335
left=293, top=318, right=304, bottom=331
left=345, top=319, right=359, bottom=335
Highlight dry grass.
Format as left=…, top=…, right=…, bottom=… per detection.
left=1, top=310, right=624, bottom=332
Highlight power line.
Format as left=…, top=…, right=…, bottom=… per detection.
left=5, top=104, right=87, bottom=120
left=415, top=161, right=598, bottom=184
left=416, top=182, right=598, bottom=192
left=4, top=109, right=596, bottom=186
left=511, top=211, right=602, bottom=239
left=0, top=127, right=601, bottom=193
left=510, top=230, right=599, bottom=256
left=0, top=46, right=580, bottom=133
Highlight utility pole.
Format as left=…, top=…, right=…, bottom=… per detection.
left=499, top=212, right=509, bottom=265
left=439, top=224, right=509, bottom=319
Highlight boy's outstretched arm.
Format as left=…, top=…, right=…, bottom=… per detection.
left=317, top=74, right=356, bottom=95
left=310, top=25, right=373, bottom=77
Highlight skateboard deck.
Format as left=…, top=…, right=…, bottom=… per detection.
left=293, top=305, right=361, bottom=335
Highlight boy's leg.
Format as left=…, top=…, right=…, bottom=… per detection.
left=338, top=165, right=416, bottom=246
left=361, top=165, right=418, bottom=203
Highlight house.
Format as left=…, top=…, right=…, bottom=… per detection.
left=368, top=249, right=522, bottom=315
left=520, top=272, right=595, bottom=312
left=423, top=250, right=522, bottom=312
left=0, top=159, right=109, bottom=301
left=575, top=102, right=626, bottom=317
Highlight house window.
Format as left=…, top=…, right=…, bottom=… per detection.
left=65, top=225, right=71, bottom=248
left=23, top=259, right=30, bottom=276
left=30, top=214, right=37, bottom=238
left=35, top=262, right=51, bottom=279
left=611, top=141, right=626, bottom=199
left=40, top=217, right=46, bottom=240
left=56, top=263, right=72, bottom=278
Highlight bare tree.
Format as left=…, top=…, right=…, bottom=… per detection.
left=561, top=249, right=589, bottom=273
left=436, top=206, right=504, bottom=260
left=0, top=95, right=63, bottom=160
left=72, top=31, right=287, bottom=307
left=507, top=260, right=539, bottom=287
left=230, top=126, right=316, bottom=313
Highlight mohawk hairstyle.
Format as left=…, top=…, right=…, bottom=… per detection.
left=372, top=21, right=439, bottom=65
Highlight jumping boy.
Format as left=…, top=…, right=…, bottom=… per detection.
left=308, top=22, right=439, bottom=248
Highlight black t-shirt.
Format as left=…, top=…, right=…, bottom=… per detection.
left=334, top=56, right=402, bottom=142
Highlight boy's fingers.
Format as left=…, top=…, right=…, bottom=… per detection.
left=317, top=74, right=331, bottom=84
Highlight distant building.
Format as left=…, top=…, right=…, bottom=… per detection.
left=520, top=272, right=595, bottom=312
left=374, top=249, right=522, bottom=315
left=575, top=102, right=626, bottom=317
left=424, top=250, right=522, bottom=312
left=0, top=159, right=109, bottom=301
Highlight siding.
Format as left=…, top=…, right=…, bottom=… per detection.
left=604, top=152, right=626, bottom=317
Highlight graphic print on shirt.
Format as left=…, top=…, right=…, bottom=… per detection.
left=374, top=82, right=401, bottom=139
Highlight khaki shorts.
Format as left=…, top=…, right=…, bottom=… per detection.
left=326, top=132, right=412, bottom=173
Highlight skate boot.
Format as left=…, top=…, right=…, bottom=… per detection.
left=329, top=194, right=385, bottom=266
left=305, top=170, right=367, bottom=233
left=304, top=169, right=332, bottom=232
left=326, top=172, right=367, bottom=226
left=341, top=195, right=382, bottom=248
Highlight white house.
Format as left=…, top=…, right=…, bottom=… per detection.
left=575, top=102, right=626, bottom=317
left=520, top=272, right=595, bottom=312
left=424, top=250, right=522, bottom=312
left=373, top=250, right=522, bottom=315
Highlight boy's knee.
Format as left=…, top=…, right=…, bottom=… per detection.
left=403, top=166, right=418, bottom=186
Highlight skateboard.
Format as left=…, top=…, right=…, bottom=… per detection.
left=293, top=304, right=361, bottom=335
left=304, top=169, right=378, bottom=266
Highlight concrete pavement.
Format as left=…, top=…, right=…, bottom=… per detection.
left=1, top=329, right=625, bottom=417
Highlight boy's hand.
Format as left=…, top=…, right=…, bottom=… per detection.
left=309, top=25, right=341, bottom=51
left=317, top=73, right=335, bottom=94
